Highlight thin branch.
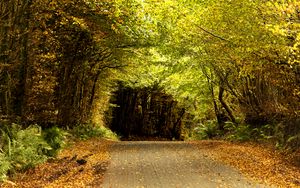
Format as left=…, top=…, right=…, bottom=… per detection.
left=116, top=43, right=156, bottom=49
left=196, top=25, right=231, bottom=42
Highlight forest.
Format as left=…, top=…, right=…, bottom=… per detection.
left=0, top=0, right=300, bottom=184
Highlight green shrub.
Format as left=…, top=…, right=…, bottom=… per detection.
left=254, top=124, right=274, bottom=140
left=0, top=124, right=58, bottom=181
left=71, top=124, right=103, bottom=140
left=42, top=127, right=67, bottom=157
left=71, top=124, right=119, bottom=140
left=6, top=125, right=51, bottom=172
left=286, top=134, right=300, bottom=149
left=224, top=122, right=252, bottom=141
left=0, top=152, right=11, bottom=181
left=0, top=123, right=21, bottom=145
left=192, top=120, right=219, bottom=140
left=100, top=126, right=119, bottom=140
left=224, top=122, right=274, bottom=142
left=274, top=120, right=300, bottom=150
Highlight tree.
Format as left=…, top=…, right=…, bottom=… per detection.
left=0, top=0, right=32, bottom=120
left=0, top=0, right=142, bottom=126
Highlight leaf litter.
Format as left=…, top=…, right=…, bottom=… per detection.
left=2, top=138, right=113, bottom=188
left=2, top=138, right=300, bottom=188
left=192, top=140, right=300, bottom=188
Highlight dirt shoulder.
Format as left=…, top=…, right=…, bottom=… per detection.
left=2, top=138, right=113, bottom=188
left=192, top=140, right=300, bottom=188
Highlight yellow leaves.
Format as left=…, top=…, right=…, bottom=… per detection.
left=293, top=88, right=300, bottom=98
left=43, top=30, right=49, bottom=36
left=49, top=1, right=58, bottom=7
left=70, top=17, right=88, bottom=29
left=117, top=18, right=124, bottom=24
left=193, top=141, right=300, bottom=188
left=111, top=24, right=117, bottom=32
left=38, top=53, right=56, bottom=60
left=267, top=24, right=287, bottom=36
left=2, top=138, right=113, bottom=188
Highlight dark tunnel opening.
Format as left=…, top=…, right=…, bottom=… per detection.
left=107, top=83, right=186, bottom=141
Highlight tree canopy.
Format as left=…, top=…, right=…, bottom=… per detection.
left=0, top=0, right=299, bottom=145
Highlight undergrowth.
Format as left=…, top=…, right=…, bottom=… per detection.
left=71, top=124, right=119, bottom=141
left=224, top=122, right=273, bottom=142
left=0, top=123, right=66, bottom=182
left=42, top=127, right=68, bottom=157
left=192, top=120, right=274, bottom=142
left=192, top=118, right=300, bottom=154
left=0, top=122, right=118, bottom=182
left=192, top=120, right=220, bottom=140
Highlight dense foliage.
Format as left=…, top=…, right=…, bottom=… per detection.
left=0, top=123, right=65, bottom=181
left=0, top=0, right=127, bottom=126
left=115, top=0, right=300, bottom=147
left=71, top=123, right=119, bottom=140
left=0, top=0, right=299, bottom=157
left=0, top=122, right=118, bottom=182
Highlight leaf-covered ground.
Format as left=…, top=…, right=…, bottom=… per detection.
left=193, top=140, right=300, bottom=188
left=2, top=139, right=300, bottom=187
left=2, top=138, right=113, bottom=188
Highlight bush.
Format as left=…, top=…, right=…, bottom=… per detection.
left=286, top=134, right=300, bottom=150
left=71, top=124, right=119, bottom=140
left=0, top=124, right=66, bottom=182
left=224, top=122, right=252, bottom=141
left=0, top=153, right=11, bottom=181
left=274, top=119, right=300, bottom=150
left=42, top=127, right=67, bottom=157
left=254, top=124, right=274, bottom=140
left=0, top=123, right=21, bottom=145
left=192, top=120, right=219, bottom=140
left=224, top=122, right=274, bottom=142
left=5, top=125, right=51, bottom=172
left=100, top=126, right=119, bottom=140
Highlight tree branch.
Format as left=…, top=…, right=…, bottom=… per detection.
left=196, top=25, right=230, bottom=42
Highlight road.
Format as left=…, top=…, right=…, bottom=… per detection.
left=102, top=141, right=271, bottom=188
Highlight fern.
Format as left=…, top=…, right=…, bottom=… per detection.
left=42, top=127, right=67, bottom=157
left=7, top=125, right=51, bottom=172
left=287, top=134, right=300, bottom=149
left=225, top=124, right=252, bottom=142
left=0, top=123, right=21, bottom=141
left=0, top=152, right=11, bottom=181
left=0, top=124, right=71, bottom=181
left=193, top=120, right=219, bottom=140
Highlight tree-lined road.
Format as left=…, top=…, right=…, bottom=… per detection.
left=102, top=141, right=270, bottom=188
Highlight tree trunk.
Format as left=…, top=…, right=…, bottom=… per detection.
left=218, top=85, right=236, bottom=124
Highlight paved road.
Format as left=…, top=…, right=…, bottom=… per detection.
left=102, top=141, right=270, bottom=188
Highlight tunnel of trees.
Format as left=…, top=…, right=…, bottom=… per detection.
left=1, top=0, right=300, bottom=183
left=0, top=0, right=299, bottom=147
left=108, top=83, right=186, bottom=140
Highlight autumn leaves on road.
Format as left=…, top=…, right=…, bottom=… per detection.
left=3, top=139, right=300, bottom=188
left=102, top=141, right=265, bottom=188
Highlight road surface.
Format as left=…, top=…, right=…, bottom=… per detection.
left=102, top=141, right=271, bottom=188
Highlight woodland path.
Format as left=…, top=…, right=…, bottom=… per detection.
left=102, top=141, right=271, bottom=188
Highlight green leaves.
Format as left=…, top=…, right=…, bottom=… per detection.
left=0, top=125, right=50, bottom=178
left=114, top=0, right=300, bottom=146
left=42, top=127, right=67, bottom=157
left=0, top=124, right=71, bottom=181
left=0, top=152, right=11, bottom=181
left=71, top=124, right=119, bottom=140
